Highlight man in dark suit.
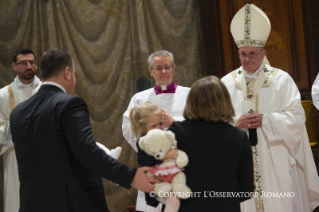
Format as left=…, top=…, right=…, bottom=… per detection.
left=10, top=49, right=159, bottom=212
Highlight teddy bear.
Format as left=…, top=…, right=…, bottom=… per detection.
left=138, top=129, right=191, bottom=212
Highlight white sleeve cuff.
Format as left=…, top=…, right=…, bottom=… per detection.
left=1, top=121, right=13, bottom=147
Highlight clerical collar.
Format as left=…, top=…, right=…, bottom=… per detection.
left=242, top=61, right=265, bottom=79
left=12, top=76, right=40, bottom=90
left=42, top=81, right=66, bottom=93
left=154, top=81, right=177, bottom=95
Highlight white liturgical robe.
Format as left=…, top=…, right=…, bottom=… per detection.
left=122, top=85, right=190, bottom=212
left=221, top=63, right=319, bottom=212
left=312, top=73, right=319, bottom=110
left=0, top=76, right=41, bottom=212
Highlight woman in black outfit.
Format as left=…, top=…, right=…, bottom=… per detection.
left=168, top=76, right=255, bottom=212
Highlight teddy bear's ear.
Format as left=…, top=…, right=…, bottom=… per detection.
left=139, top=137, right=145, bottom=150
left=165, top=130, right=175, bottom=143
left=172, top=140, right=177, bottom=147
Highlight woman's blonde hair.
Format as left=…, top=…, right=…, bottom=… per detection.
left=183, top=76, right=235, bottom=123
left=129, top=102, right=163, bottom=138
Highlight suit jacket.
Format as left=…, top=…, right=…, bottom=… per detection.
left=168, top=120, right=255, bottom=212
left=10, top=85, right=136, bottom=212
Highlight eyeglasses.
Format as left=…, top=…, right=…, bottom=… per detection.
left=238, top=49, right=263, bottom=60
left=15, top=61, right=37, bottom=67
left=152, top=66, right=173, bottom=72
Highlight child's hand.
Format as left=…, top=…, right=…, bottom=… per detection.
left=161, top=149, right=178, bottom=161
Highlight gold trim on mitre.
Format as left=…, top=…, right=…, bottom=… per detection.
left=231, top=4, right=271, bottom=48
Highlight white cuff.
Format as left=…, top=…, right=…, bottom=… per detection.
left=1, top=121, right=13, bottom=147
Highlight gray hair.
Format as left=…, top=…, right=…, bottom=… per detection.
left=148, top=50, right=175, bottom=68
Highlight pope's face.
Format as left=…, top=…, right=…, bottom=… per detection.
left=238, top=47, right=266, bottom=74
left=149, top=56, right=175, bottom=85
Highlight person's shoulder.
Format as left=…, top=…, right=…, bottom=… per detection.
left=221, top=71, right=233, bottom=78
left=0, top=84, right=10, bottom=96
left=219, top=122, right=248, bottom=139
left=221, top=68, right=239, bottom=82
left=230, top=126, right=250, bottom=147
left=132, top=87, right=154, bottom=98
left=61, top=94, right=84, bottom=103
left=277, top=69, right=291, bottom=79
left=170, top=120, right=183, bottom=128
left=54, top=93, right=86, bottom=109
left=169, top=119, right=196, bottom=133
left=129, top=88, right=155, bottom=105
left=169, top=120, right=184, bottom=131
left=265, top=64, right=290, bottom=79
left=0, top=84, right=10, bottom=90
left=267, top=67, right=296, bottom=87
left=168, top=121, right=188, bottom=139
left=175, top=85, right=191, bottom=96
left=176, top=85, right=190, bottom=90
left=232, top=126, right=247, bottom=138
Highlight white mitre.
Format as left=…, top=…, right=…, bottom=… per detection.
left=231, top=4, right=271, bottom=48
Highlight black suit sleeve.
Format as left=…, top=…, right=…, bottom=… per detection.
left=237, top=130, right=255, bottom=202
left=60, top=96, right=136, bottom=189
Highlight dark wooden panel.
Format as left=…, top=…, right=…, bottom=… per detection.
left=301, top=0, right=319, bottom=100
left=198, top=0, right=226, bottom=77
left=312, top=105, right=319, bottom=174
left=219, top=0, right=240, bottom=75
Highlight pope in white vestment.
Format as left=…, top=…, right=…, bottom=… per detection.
left=221, top=4, right=319, bottom=212
left=122, top=50, right=190, bottom=212
left=222, top=62, right=319, bottom=212
left=0, top=76, right=41, bottom=212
